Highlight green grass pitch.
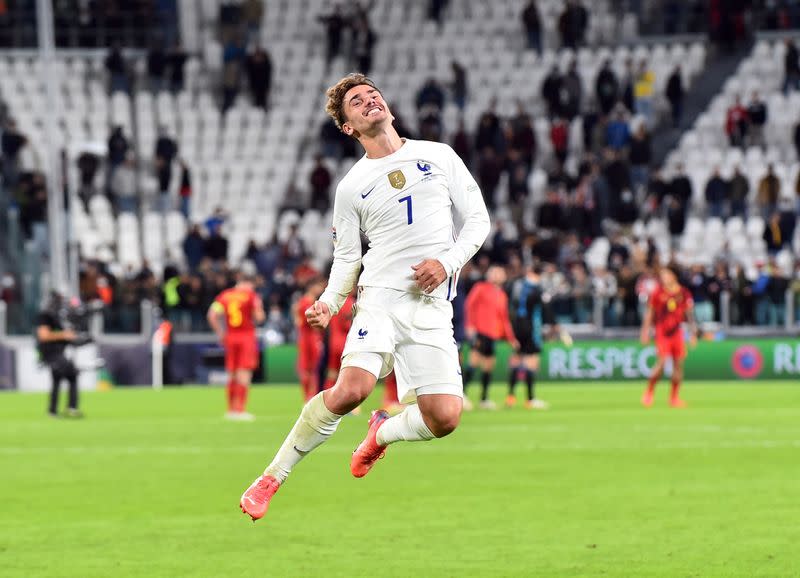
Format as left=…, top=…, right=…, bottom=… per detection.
left=1, top=382, right=799, bottom=578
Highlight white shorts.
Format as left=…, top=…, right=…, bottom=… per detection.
left=340, top=287, right=463, bottom=404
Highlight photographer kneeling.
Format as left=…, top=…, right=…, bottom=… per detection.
left=36, top=292, right=82, bottom=418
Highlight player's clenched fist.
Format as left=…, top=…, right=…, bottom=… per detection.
left=305, top=300, right=332, bottom=329
left=411, top=259, right=446, bottom=294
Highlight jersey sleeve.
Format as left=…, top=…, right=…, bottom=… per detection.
left=210, top=298, right=225, bottom=314
left=438, top=146, right=491, bottom=277
left=319, top=184, right=362, bottom=316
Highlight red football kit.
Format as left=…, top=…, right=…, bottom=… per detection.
left=213, top=287, right=261, bottom=371
left=650, top=285, right=693, bottom=360
left=327, top=294, right=354, bottom=373
left=296, top=295, right=324, bottom=399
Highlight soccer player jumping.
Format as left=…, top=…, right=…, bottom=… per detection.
left=240, top=73, right=490, bottom=521
left=640, top=264, right=698, bottom=408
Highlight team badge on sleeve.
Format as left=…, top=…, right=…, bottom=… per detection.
left=332, top=227, right=337, bottom=242
left=387, top=170, right=406, bottom=189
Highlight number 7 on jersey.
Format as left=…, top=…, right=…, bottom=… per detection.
left=398, top=195, right=413, bottom=225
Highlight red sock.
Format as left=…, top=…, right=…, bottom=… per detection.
left=237, top=383, right=249, bottom=412
left=670, top=379, right=681, bottom=400
left=383, top=373, right=398, bottom=407
left=647, top=371, right=661, bottom=393
left=226, top=379, right=236, bottom=412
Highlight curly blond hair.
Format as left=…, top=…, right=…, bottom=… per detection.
left=325, top=73, right=379, bottom=131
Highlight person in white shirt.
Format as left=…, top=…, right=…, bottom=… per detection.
left=240, top=73, right=490, bottom=521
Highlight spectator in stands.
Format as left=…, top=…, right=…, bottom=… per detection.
left=222, top=39, right=245, bottom=113
left=147, top=42, right=167, bottom=93
left=666, top=65, right=684, bottom=127
left=763, top=212, right=786, bottom=254
left=784, top=38, right=800, bottom=93
left=767, top=259, right=790, bottom=326
left=592, top=266, right=618, bottom=325
left=670, top=163, right=693, bottom=214
left=1, top=118, right=26, bottom=190
left=309, top=155, right=332, bottom=213
left=606, top=106, right=630, bottom=151
left=281, top=223, right=306, bottom=271
left=154, top=127, right=178, bottom=211
left=205, top=222, right=229, bottom=263
left=687, top=263, right=713, bottom=322
left=243, top=0, right=265, bottom=44
left=566, top=182, right=593, bottom=241
left=550, top=116, right=569, bottom=167
left=538, top=188, right=565, bottom=231
left=416, top=77, right=446, bottom=111
left=705, top=167, right=728, bottom=219
left=178, top=160, right=192, bottom=219
left=107, top=125, right=129, bottom=169
left=747, top=91, right=768, bottom=148
left=76, top=151, right=100, bottom=212
left=205, top=206, right=227, bottom=235
left=560, top=60, right=582, bottom=120
left=451, top=118, right=471, bottom=166
left=542, top=65, right=563, bottom=117
left=621, top=58, right=635, bottom=112
left=725, top=95, right=748, bottom=148
left=351, top=16, right=376, bottom=73
left=729, top=166, right=749, bottom=218
left=707, top=261, right=733, bottom=322
left=110, top=153, right=137, bottom=214
left=604, top=149, right=632, bottom=220
left=595, top=59, right=619, bottom=115
left=521, top=0, right=542, bottom=52
left=510, top=102, right=536, bottom=167
left=450, top=60, right=467, bottom=111
left=477, top=148, right=502, bottom=210
left=475, top=102, right=504, bottom=152
left=246, top=46, right=273, bottom=109
left=629, top=123, right=652, bottom=195
left=558, top=0, right=588, bottom=49
left=19, top=173, right=48, bottom=248
left=634, top=60, right=655, bottom=128
left=616, top=263, right=640, bottom=326
left=428, top=0, right=448, bottom=28
left=167, top=44, right=188, bottom=93
left=644, top=168, right=668, bottom=217
left=508, top=162, right=530, bottom=232
left=319, top=4, right=345, bottom=65
left=757, top=164, right=781, bottom=218
left=796, top=170, right=800, bottom=216
left=105, top=43, right=129, bottom=94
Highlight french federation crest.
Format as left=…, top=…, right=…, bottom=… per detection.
left=387, top=170, right=406, bottom=189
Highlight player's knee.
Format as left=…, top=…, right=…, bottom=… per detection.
left=427, top=407, right=461, bottom=438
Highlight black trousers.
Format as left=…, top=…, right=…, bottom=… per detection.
left=48, top=356, right=79, bottom=414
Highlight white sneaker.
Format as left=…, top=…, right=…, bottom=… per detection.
left=224, top=411, right=238, bottom=420
left=525, top=399, right=549, bottom=410
left=462, top=397, right=474, bottom=411
left=479, top=400, right=497, bottom=410
left=237, top=412, right=256, bottom=422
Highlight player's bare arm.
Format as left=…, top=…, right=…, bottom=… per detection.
left=686, top=305, right=699, bottom=348
left=640, top=305, right=653, bottom=345
left=411, top=259, right=447, bottom=293
left=207, top=304, right=225, bottom=342
left=254, top=297, right=266, bottom=325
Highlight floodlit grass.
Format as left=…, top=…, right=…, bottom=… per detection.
left=1, top=382, right=799, bottom=577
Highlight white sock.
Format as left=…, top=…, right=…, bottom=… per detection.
left=263, top=392, right=343, bottom=483
left=376, top=404, right=435, bottom=446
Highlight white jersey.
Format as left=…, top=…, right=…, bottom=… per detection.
left=319, top=139, right=490, bottom=315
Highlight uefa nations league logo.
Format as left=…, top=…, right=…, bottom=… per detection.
left=731, top=345, right=764, bottom=379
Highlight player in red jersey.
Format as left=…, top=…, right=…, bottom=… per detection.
left=640, top=265, right=698, bottom=408
left=207, top=273, right=265, bottom=420
left=295, top=277, right=326, bottom=401
left=323, top=291, right=355, bottom=390
left=463, top=265, right=519, bottom=409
